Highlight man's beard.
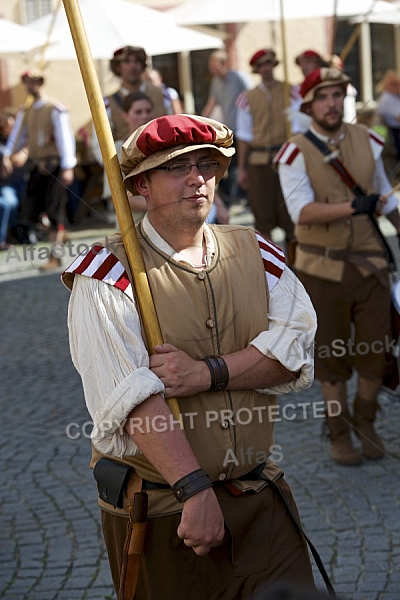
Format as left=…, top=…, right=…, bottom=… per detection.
left=313, top=111, right=343, bottom=132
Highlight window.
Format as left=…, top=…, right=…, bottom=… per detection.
left=334, top=20, right=361, bottom=100
left=370, top=23, right=395, bottom=100
left=23, top=0, right=52, bottom=24
left=334, top=20, right=396, bottom=103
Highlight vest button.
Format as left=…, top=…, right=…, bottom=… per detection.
left=206, top=318, right=214, bottom=328
left=218, top=473, right=227, bottom=481
left=197, top=272, right=206, bottom=280
left=221, top=420, right=229, bottom=429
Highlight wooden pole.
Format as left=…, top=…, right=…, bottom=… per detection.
left=279, top=0, right=292, bottom=139
left=61, top=0, right=180, bottom=419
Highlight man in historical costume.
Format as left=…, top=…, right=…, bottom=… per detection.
left=290, top=49, right=326, bottom=134
left=63, top=114, right=319, bottom=599
left=236, top=48, right=296, bottom=265
left=2, top=70, right=76, bottom=270
left=202, top=49, right=250, bottom=207
left=275, top=68, right=400, bottom=465
left=92, top=45, right=166, bottom=210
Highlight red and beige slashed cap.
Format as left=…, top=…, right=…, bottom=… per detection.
left=110, top=45, right=147, bottom=75
left=295, top=49, right=323, bottom=67
left=120, top=114, right=235, bottom=195
left=21, top=69, right=45, bottom=85
left=249, top=48, right=279, bottom=73
left=300, top=67, right=350, bottom=107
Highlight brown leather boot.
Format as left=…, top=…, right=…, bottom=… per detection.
left=326, top=414, right=363, bottom=465
left=353, top=396, right=385, bottom=459
left=321, top=381, right=362, bottom=466
left=39, top=255, right=62, bottom=271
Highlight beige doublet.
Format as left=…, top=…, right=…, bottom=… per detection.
left=66, top=225, right=285, bottom=517
left=25, top=100, right=60, bottom=160
left=108, top=83, right=166, bottom=142
left=245, top=81, right=286, bottom=165
left=293, top=125, right=386, bottom=281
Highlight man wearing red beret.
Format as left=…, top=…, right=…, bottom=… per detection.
left=236, top=48, right=296, bottom=266
left=275, top=68, right=400, bottom=466
left=63, top=114, right=322, bottom=598
left=291, top=50, right=325, bottom=134
left=92, top=46, right=166, bottom=209
left=2, top=69, right=76, bottom=270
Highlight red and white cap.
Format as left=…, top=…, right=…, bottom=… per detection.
left=300, top=68, right=350, bottom=106
left=249, top=48, right=279, bottom=72
left=21, top=69, right=45, bottom=84
left=295, top=49, right=323, bottom=66
left=120, top=114, right=235, bottom=195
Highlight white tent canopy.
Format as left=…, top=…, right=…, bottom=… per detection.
left=351, top=1, right=400, bottom=23
left=0, top=17, right=48, bottom=55
left=167, top=0, right=397, bottom=24
left=29, top=0, right=223, bottom=60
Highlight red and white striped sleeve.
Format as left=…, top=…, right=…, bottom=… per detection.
left=63, top=245, right=134, bottom=301
left=255, top=232, right=285, bottom=292
left=273, top=141, right=302, bottom=167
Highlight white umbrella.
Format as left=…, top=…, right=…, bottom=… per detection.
left=350, top=0, right=400, bottom=23
left=166, top=0, right=395, bottom=24
left=28, top=0, right=223, bottom=60
left=0, top=17, right=48, bottom=55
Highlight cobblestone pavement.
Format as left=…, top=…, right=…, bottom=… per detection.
left=1, top=216, right=400, bottom=600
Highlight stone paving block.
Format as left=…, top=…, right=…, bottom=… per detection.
left=335, top=554, right=363, bottom=567
left=333, top=566, right=361, bottom=582
left=26, top=593, right=58, bottom=600
left=52, top=589, right=86, bottom=599
left=333, top=582, right=357, bottom=593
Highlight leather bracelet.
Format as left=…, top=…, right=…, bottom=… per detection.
left=202, top=355, right=229, bottom=392
left=171, top=468, right=213, bottom=503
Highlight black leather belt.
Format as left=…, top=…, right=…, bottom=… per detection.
left=142, top=462, right=267, bottom=490
left=249, top=145, right=282, bottom=153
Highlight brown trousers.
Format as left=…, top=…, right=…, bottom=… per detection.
left=101, top=478, right=315, bottom=600
left=297, top=265, right=393, bottom=382
left=247, top=163, right=295, bottom=242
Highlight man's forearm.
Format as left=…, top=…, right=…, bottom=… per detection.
left=125, top=392, right=225, bottom=557
left=201, top=98, right=216, bottom=118
left=150, top=343, right=298, bottom=398
left=224, top=345, right=297, bottom=390
left=386, top=208, right=400, bottom=233
left=237, top=138, right=249, bottom=170
left=125, top=393, right=201, bottom=485
left=298, top=199, right=355, bottom=224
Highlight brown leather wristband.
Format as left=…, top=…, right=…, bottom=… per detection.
left=171, top=468, right=213, bottom=503
left=202, top=355, right=229, bottom=392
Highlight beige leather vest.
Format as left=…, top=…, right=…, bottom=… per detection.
left=246, top=82, right=286, bottom=165
left=293, top=125, right=388, bottom=281
left=66, top=225, right=282, bottom=515
left=25, top=101, right=59, bottom=160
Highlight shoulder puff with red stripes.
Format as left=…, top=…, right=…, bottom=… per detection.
left=273, top=141, right=303, bottom=168
left=63, top=245, right=134, bottom=301
left=255, top=232, right=285, bottom=292
left=235, top=90, right=250, bottom=111
left=64, top=234, right=286, bottom=298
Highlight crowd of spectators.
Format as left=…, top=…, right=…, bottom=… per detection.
left=2, top=45, right=400, bottom=262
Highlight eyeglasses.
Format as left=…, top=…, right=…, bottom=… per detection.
left=154, top=160, right=219, bottom=177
